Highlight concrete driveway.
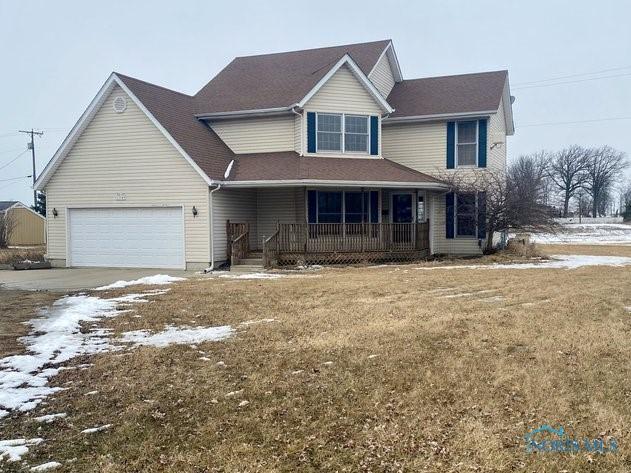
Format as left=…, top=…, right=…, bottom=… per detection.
left=0, top=268, right=193, bottom=292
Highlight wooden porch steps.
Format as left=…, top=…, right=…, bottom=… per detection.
left=230, top=251, right=264, bottom=272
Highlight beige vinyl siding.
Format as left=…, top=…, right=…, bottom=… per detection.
left=382, top=122, right=447, bottom=175
left=209, top=115, right=295, bottom=154
left=212, top=188, right=257, bottom=262
left=369, top=53, right=396, bottom=98
left=256, top=188, right=305, bottom=242
left=6, top=207, right=45, bottom=246
left=429, top=192, right=481, bottom=255
left=304, top=64, right=383, bottom=115
left=44, top=85, right=210, bottom=267
left=488, top=99, right=507, bottom=171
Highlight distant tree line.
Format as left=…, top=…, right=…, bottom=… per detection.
left=519, top=145, right=628, bottom=218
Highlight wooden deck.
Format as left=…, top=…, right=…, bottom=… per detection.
left=260, top=222, right=430, bottom=267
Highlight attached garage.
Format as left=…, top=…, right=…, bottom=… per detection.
left=67, top=207, right=185, bottom=269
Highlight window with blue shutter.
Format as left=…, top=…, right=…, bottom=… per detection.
left=478, top=119, right=487, bottom=168
left=445, top=192, right=455, bottom=239
left=446, top=122, right=455, bottom=169
left=477, top=191, right=487, bottom=239
left=307, top=112, right=316, bottom=153
left=370, top=116, right=379, bottom=155
left=307, top=190, right=317, bottom=223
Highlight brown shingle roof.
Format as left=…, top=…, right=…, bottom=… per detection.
left=228, top=152, right=443, bottom=186
left=194, top=40, right=390, bottom=114
left=115, top=73, right=235, bottom=181
left=387, top=70, right=507, bottom=118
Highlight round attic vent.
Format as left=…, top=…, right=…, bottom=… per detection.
left=113, top=96, right=127, bottom=113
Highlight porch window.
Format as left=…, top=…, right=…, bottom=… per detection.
left=316, top=114, right=342, bottom=152
left=317, top=191, right=342, bottom=223
left=344, top=115, right=368, bottom=153
left=456, top=193, right=476, bottom=237
left=307, top=190, right=380, bottom=224
left=456, top=121, right=478, bottom=166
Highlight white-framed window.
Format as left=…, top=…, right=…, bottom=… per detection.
left=316, top=113, right=370, bottom=154
left=316, top=113, right=342, bottom=152
left=344, top=115, right=369, bottom=153
left=456, top=121, right=478, bottom=167
left=307, top=189, right=380, bottom=224
left=455, top=193, right=477, bottom=237
left=417, top=191, right=427, bottom=223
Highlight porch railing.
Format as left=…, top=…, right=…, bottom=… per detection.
left=269, top=222, right=429, bottom=266
left=227, top=220, right=249, bottom=265
left=262, top=228, right=280, bottom=268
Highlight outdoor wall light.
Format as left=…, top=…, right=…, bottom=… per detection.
left=52, top=208, right=58, bottom=217
left=192, top=206, right=198, bottom=217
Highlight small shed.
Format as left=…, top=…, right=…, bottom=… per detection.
left=0, top=201, right=46, bottom=246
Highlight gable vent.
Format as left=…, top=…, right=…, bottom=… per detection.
left=113, top=96, right=127, bottom=113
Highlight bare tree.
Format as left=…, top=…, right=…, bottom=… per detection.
left=585, top=146, right=628, bottom=217
left=0, top=211, right=16, bottom=248
left=547, top=145, right=591, bottom=218
left=438, top=157, right=557, bottom=253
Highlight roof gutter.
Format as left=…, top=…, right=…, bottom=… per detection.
left=382, top=110, right=496, bottom=125
left=217, top=179, right=448, bottom=190
left=196, top=106, right=299, bottom=121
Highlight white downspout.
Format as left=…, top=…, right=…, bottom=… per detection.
left=205, top=183, right=222, bottom=272
left=291, top=106, right=303, bottom=156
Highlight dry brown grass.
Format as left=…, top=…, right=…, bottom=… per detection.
left=0, top=245, right=46, bottom=265
left=1, top=246, right=631, bottom=471
left=0, top=289, right=57, bottom=357
left=541, top=243, right=631, bottom=257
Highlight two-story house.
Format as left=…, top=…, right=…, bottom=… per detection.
left=34, top=40, right=514, bottom=270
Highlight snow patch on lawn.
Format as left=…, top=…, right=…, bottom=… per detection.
left=530, top=223, right=631, bottom=245
left=416, top=254, right=631, bottom=271
left=0, top=292, right=153, bottom=419
left=33, top=413, right=66, bottom=423
left=30, top=461, right=62, bottom=471
left=0, top=438, right=43, bottom=462
left=81, top=424, right=111, bottom=434
left=96, top=275, right=185, bottom=290
left=219, top=272, right=284, bottom=280
left=120, top=325, right=234, bottom=348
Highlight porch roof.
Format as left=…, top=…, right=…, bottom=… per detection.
left=223, top=152, right=446, bottom=189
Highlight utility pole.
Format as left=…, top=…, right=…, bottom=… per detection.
left=19, top=129, right=44, bottom=206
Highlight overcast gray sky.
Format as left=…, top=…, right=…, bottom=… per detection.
left=1, top=0, right=630, bottom=205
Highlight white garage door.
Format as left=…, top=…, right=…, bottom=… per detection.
left=68, top=207, right=184, bottom=269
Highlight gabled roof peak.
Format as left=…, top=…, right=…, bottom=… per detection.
left=232, top=39, right=392, bottom=60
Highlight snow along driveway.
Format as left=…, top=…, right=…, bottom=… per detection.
left=415, top=254, right=631, bottom=271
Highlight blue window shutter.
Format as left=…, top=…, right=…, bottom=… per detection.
left=445, top=192, right=455, bottom=239
left=307, top=190, right=317, bottom=223
left=446, top=122, right=455, bottom=169
left=370, top=116, right=379, bottom=155
left=307, top=112, right=316, bottom=153
left=478, top=119, right=487, bottom=168
left=477, top=192, right=487, bottom=240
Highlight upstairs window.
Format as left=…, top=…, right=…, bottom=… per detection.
left=316, top=113, right=370, bottom=154
left=344, top=115, right=368, bottom=153
left=456, top=121, right=478, bottom=166
left=316, top=114, right=342, bottom=152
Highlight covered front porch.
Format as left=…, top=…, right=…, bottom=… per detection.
left=222, top=186, right=434, bottom=268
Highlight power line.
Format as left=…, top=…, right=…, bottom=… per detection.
left=0, top=174, right=32, bottom=183
left=0, top=149, right=28, bottom=171
left=520, top=116, right=631, bottom=128
left=513, top=65, right=631, bottom=86
left=513, top=72, right=631, bottom=90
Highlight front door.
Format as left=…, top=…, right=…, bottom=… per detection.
left=391, top=193, right=414, bottom=244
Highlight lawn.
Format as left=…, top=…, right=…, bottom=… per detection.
left=1, top=245, right=630, bottom=471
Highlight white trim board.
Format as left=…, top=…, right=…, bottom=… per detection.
left=34, top=73, right=214, bottom=191
left=367, top=41, right=403, bottom=83
left=297, top=54, right=394, bottom=114
left=1, top=202, right=45, bottom=220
